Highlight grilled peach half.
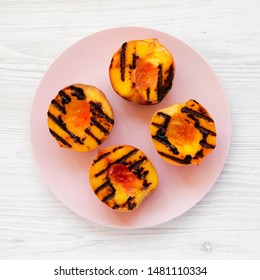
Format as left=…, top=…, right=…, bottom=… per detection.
left=47, top=84, right=114, bottom=152
left=150, top=99, right=217, bottom=165
left=89, top=145, right=158, bottom=211
left=109, top=38, right=174, bottom=105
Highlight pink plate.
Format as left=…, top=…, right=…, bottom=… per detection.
left=31, top=27, right=231, bottom=228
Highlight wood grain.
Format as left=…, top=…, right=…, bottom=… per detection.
left=0, top=0, right=260, bottom=260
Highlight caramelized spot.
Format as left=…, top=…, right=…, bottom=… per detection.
left=167, top=114, right=196, bottom=146
left=64, top=99, right=90, bottom=133
left=107, top=164, right=137, bottom=194
left=133, top=60, right=158, bottom=90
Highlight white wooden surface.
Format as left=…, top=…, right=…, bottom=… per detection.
left=0, top=0, right=260, bottom=260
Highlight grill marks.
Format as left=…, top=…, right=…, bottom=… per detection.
left=151, top=102, right=216, bottom=165
left=49, top=129, right=72, bottom=148
left=151, top=112, right=179, bottom=155
left=87, top=102, right=113, bottom=145
left=59, top=90, right=71, bottom=104
left=93, top=151, right=111, bottom=164
left=70, top=86, right=86, bottom=100
left=89, top=101, right=114, bottom=125
left=102, top=189, right=116, bottom=203
left=130, top=53, right=139, bottom=70
left=84, top=127, right=101, bottom=145
left=48, top=86, right=114, bottom=148
left=120, top=42, right=127, bottom=81
left=128, top=156, right=147, bottom=171
left=87, top=101, right=114, bottom=145
left=47, top=111, right=84, bottom=145
left=112, top=197, right=137, bottom=211
left=157, top=64, right=163, bottom=101
left=92, top=147, right=155, bottom=210
left=119, top=42, right=137, bottom=83
left=146, top=88, right=151, bottom=103
left=94, top=179, right=116, bottom=206
left=94, top=179, right=112, bottom=194
left=50, top=90, right=71, bottom=115
left=93, top=146, right=125, bottom=165
left=94, top=148, right=138, bottom=178
left=181, top=106, right=214, bottom=123
left=158, top=151, right=192, bottom=165
left=51, top=99, right=66, bottom=114
left=90, top=116, right=109, bottom=135
left=117, top=40, right=174, bottom=103
left=182, top=108, right=216, bottom=150
left=163, top=64, right=174, bottom=93
left=97, top=179, right=116, bottom=203
left=122, top=197, right=137, bottom=210
left=156, top=63, right=174, bottom=103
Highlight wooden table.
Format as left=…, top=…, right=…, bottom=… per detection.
left=1, top=0, right=260, bottom=259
